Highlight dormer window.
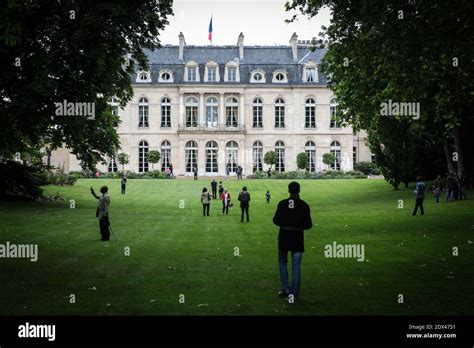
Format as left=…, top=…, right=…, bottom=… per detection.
left=136, top=71, right=151, bottom=83
left=158, top=69, right=174, bottom=83
left=224, top=60, right=240, bottom=82
left=185, top=61, right=200, bottom=82
left=272, top=71, right=288, bottom=83
left=204, top=61, right=220, bottom=82
left=303, top=62, right=319, bottom=83
left=251, top=70, right=266, bottom=83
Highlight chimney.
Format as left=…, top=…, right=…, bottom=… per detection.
left=179, top=32, right=186, bottom=61
left=237, top=32, right=244, bottom=60
left=290, top=32, right=298, bottom=61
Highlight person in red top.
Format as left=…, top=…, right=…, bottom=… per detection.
left=220, top=189, right=231, bottom=215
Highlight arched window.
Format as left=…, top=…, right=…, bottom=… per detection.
left=305, top=141, right=316, bottom=173
left=138, top=141, right=149, bottom=172
left=330, top=141, right=341, bottom=170
left=225, top=141, right=238, bottom=173
left=108, top=157, right=118, bottom=173
left=225, top=97, right=238, bottom=127
left=161, top=141, right=171, bottom=172
left=159, top=70, right=173, bottom=83
left=138, top=97, right=149, bottom=128
left=305, top=98, right=316, bottom=128
left=206, top=141, right=219, bottom=173
left=137, top=71, right=151, bottom=83
left=253, top=98, right=263, bottom=128
left=206, top=97, right=218, bottom=127
left=275, top=141, right=285, bottom=172
left=185, top=97, right=198, bottom=127
left=253, top=141, right=263, bottom=172
left=272, top=71, right=288, bottom=83
left=330, top=98, right=340, bottom=128
left=250, top=70, right=266, bottom=83
left=161, top=97, right=171, bottom=128
left=275, top=98, right=285, bottom=128
left=185, top=141, right=198, bottom=173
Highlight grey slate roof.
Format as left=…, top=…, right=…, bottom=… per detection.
left=134, top=45, right=327, bottom=85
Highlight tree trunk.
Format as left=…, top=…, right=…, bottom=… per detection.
left=452, top=126, right=465, bottom=178
left=442, top=135, right=455, bottom=174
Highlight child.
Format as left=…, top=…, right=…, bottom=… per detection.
left=266, top=190, right=271, bottom=204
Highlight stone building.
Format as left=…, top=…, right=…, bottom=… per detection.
left=60, top=33, right=372, bottom=176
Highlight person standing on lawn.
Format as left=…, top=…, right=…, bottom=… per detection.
left=238, top=186, right=251, bottom=222
left=432, top=174, right=442, bottom=203
left=90, top=185, right=111, bottom=241
left=201, top=187, right=211, bottom=216
left=412, top=176, right=426, bottom=216
left=220, top=189, right=231, bottom=215
left=121, top=175, right=127, bottom=195
left=211, top=179, right=218, bottom=199
left=273, top=181, right=312, bottom=300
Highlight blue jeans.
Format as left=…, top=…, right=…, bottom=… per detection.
left=278, top=249, right=302, bottom=297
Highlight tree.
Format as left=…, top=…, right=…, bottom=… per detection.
left=0, top=0, right=173, bottom=170
left=296, top=152, right=309, bottom=171
left=147, top=150, right=161, bottom=170
left=285, top=0, right=474, bottom=182
left=264, top=151, right=278, bottom=170
left=117, top=153, right=129, bottom=171
left=322, top=153, right=336, bottom=168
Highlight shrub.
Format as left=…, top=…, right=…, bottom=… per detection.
left=0, top=161, right=48, bottom=200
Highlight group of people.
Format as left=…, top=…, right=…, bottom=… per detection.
left=412, top=173, right=468, bottom=216
left=201, top=179, right=254, bottom=222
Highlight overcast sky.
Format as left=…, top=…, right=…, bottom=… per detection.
left=159, top=0, right=331, bottom=46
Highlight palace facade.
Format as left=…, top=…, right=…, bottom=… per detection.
left=55, top=33, right=372, bottom=176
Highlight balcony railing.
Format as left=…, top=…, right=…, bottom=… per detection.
left=178, top=124, right=246, bottom=133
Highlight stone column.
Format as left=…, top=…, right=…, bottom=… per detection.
left=239, top=93, right=245, bottom=127
left=179, top=94, right=185, bottom=127
left=199, top=93, right=205, bottom=126
left=219, top=93, right=225, bottom=126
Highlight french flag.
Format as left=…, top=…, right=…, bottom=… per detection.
left=208, top=16, right=213, bottom=44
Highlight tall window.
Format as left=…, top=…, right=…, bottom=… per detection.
left=138, top=97, right=149, bottom=128
left=206, top=97, right=218, bottom=127
left=225, top=141, right=238, bottom=173
left=188, top=67, right=197, bottom=81
left=139, top=141, right=149, bottom=173
left=185, top=97, right=198, bottom=127
left=206, top=141, right=219, bottom=173
left=306, top=68, right=316, bottom=82
left=161, top=97, right=171, bottom=128
left=185, top=141, right=198, bottom=173
left=253, top=98, right=263, bottom=128
left=275, top=98, right=285, bottom=128
left=253, top=141, right=263, bottom=172
left=226, top=97, right=238, bottom=127
left=108, top=157, right=118, bottom=172
left=353, top=146, right=357, bottom=166
left=330, top=98, right=340, bottom=128
left=110, top=97, right=119, bottom=127
left=208, top=67, right=217, bottom=82
left=305, top=98, right=316, bottom=128
left=330, top=141, right=341, bottom=170
left=161, top=141, right=171, bottom=172
left=228, top=67, right=237, bottom=81
left=305, top=141, right=316, bottom=173
left=275, top=141, right=285, bottom=172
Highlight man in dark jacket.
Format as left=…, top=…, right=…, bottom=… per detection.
left=238, top=186, right=251, bottom=222
left=273, top=181, right=312, bottom=300
left=412, top=176, right=426, bottom=216
left=211, top=179, right=218, bottom=199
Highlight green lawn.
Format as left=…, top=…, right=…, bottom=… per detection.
left=0, top=178, right=473, bottom=315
